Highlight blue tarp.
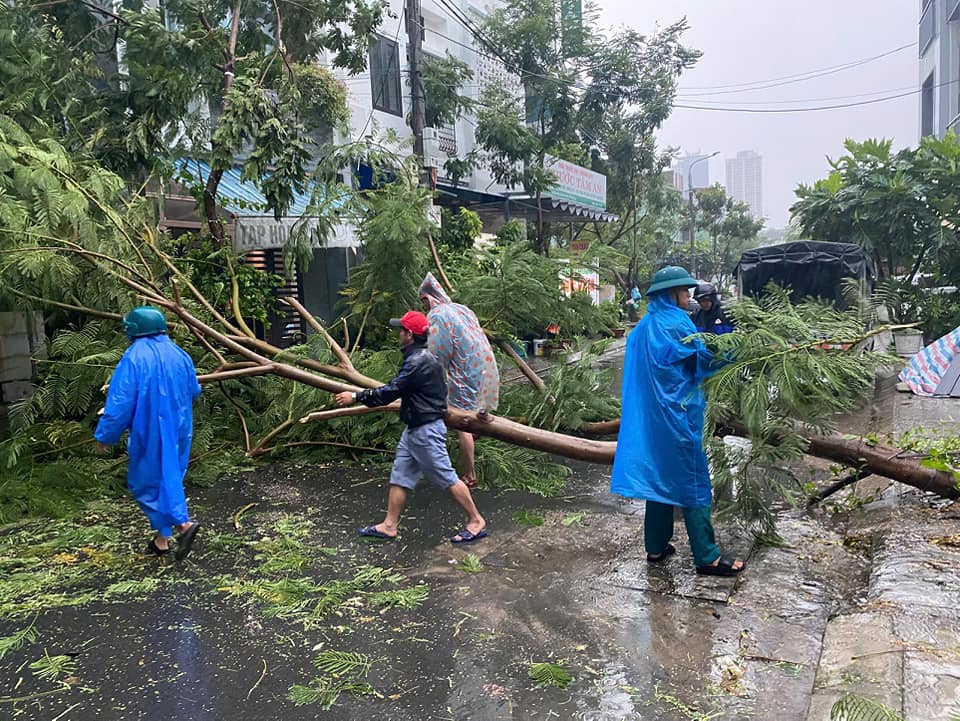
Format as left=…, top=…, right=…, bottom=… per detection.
left=610, top=294, right=721, bottom=508
left=95, top=335, right=201, bottom=535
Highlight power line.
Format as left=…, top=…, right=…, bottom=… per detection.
left=673, top=86, right=928, bottom=113
left=676, top=85, right=918, bottom=106
left=678, top=42, right=916, bottom=94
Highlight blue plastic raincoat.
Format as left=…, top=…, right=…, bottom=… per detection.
left=610, top=293, right=722, bottom=508
left=95, top=335, right=201, bottom=535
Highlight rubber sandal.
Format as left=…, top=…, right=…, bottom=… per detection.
left=174, top=522, right=201, bottom=560
left=646, top=543, right=676, bottom=564
left=146, top=538, right=170, bottom=556
left=696, top=555, right=745, bottom=577
left=358, top=525, right=396, bottom=540
left=450, top=528, right=487, bottom=544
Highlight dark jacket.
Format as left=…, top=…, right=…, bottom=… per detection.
left=356, top=341, right=448, bottom=428
left=692, top=296, right=734, bottom=335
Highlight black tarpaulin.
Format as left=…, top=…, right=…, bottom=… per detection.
left=736, top=241, right=872, bottom=308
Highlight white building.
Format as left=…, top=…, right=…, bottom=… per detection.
left=919, top=0, right=960, bottom=138
left=674, top=153, right=712, bottom=191
left=725, top=150, right=763, bottom=218
left=336, top=0, right=519, bottom=197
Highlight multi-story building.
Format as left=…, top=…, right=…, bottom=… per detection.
left=919, top=0, right=960, bottom=138
left=675, top=153, right=712, bottom=192
left=725, top=150, right=763, bottom=218
left=336, top=0, right=613, bottom=232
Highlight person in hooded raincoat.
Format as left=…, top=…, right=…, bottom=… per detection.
left=94, top=306, right=202, bottom=559
left=610, top=267, right=745, bottom=577
left=418, top=273, right=500, bottom=488
left=692, top=282, right=735, bottom=335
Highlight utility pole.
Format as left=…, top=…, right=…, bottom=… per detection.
left=687, top=151, right=717, bottom=278
left=406, top=0, right=432, bottom=189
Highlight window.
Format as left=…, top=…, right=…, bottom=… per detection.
left=370, top=35, right=402, bottom=116
left=922, top=72, right=935, bottom=137
left=920, top=0, right=936, bottom=54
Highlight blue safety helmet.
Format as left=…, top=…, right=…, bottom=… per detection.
left=123, top=306, right=168, bottom=340
left=645, top=266, right=699, bottom=296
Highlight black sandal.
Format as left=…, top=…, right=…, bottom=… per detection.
left=646, top=543, right=677, bottom=563
left=174, top=522, right=201, bottom=560
left=146, top=538, right=171, bottom=556
left=696, top=555, right=745, bottom=577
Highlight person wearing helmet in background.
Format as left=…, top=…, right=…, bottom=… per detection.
left=610, top=266, right=745, bottom=577
left=692, top=282, right=734, bottom=335
left=94, top=306, right=202, bottom=559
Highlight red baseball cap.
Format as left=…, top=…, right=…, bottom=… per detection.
left=389, top=311, right=430, bottom=335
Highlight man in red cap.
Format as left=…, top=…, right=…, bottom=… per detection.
left=335, top=311, right=487, bottom=543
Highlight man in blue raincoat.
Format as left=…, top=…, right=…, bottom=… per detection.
left=95, top=306, right=202, bottom=559
left=610, top=266, right=745, bottom=577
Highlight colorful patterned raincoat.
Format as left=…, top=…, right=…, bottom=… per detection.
left=418, top=273, right=500, bottom=411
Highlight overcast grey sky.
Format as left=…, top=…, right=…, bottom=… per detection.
left=596, top=0, right=918, bottom=228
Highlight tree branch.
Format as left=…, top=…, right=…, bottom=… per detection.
left=283, top=296, right=355, bottom=371
left=494, top=337, right=546, bottom=392
left=807, top=468, right=873, bottom=505
left=426, top=226, right=456, bottom=295
left=300, top=402, right=400, bottom=424
left=6, top=288, right=122, bottom=320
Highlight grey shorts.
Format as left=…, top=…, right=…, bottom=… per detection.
left=389, top=419, right=459, bottom=491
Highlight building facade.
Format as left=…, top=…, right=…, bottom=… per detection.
left=919, top=0, right=960, bottom=138
left=725, top=150, right=763, bottom=218
left=675, top=154, right=712, bottom=192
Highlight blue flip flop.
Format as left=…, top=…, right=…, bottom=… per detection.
left=358, top=525, right=396, bottom=541
left=450, top=528, right=488, bottom=544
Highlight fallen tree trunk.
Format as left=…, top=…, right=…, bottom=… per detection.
left=716, top=420, right=959, bottom=500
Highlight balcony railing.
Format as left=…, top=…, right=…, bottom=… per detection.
left=437, top=124, right=457, bottom=155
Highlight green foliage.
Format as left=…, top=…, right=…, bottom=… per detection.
left=0, top=617, right=38, bottom=660
left=560, top=511, right=586, bottom=527
left=366, top=584, right=429, bottom=609
left=511, top=342, right=621, bottom=431
left=693, top=184, right=763, bottom=289
left=474, top=0, right=699, bottom=251
left=513, top=511, right=545, bottom=527
left=455, top=553, right=484, bottom=573
left=291, top=649, right=380, bottom=708
left=469, top=440, right=572, bottom=496
left=178, top=237, right=283, bottom=325
left=422, top=53, right=475, bottom=128
left=898, top=429, right=960, bottom=486
left=339, top=159, right=434, bottom=345
left=0, top=0, right=381, bottom=219
left=830, top=693, right=903, bottom=721
left=312, top=650, right=372, bottom=678
left=792, top=134, right=960, bottom=281
left=439, top=207, right=483, bottom=250
left=705, top=288, right=896, bottom=537
left=29, top=650, right=77, bottom=683
left=528, top=661, right=572, bottom=688
left=458, top=243, right=563, bottom=336
left=289, top=677, right=380, bottom=709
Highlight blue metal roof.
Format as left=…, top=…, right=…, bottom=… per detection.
left=176, top=159, right=321, bottom=217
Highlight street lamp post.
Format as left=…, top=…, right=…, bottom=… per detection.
left=687, top=152, right=718, bottom=278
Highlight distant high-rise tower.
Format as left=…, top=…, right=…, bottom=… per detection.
left=675, top=153, right=712, bottom=193
left=725, top=150, right=763, bottom=218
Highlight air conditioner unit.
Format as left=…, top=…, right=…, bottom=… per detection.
left=421, top=127, right=440, bottom=168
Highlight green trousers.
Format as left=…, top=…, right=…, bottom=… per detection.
left=644, top=500, right=720, bottom=567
